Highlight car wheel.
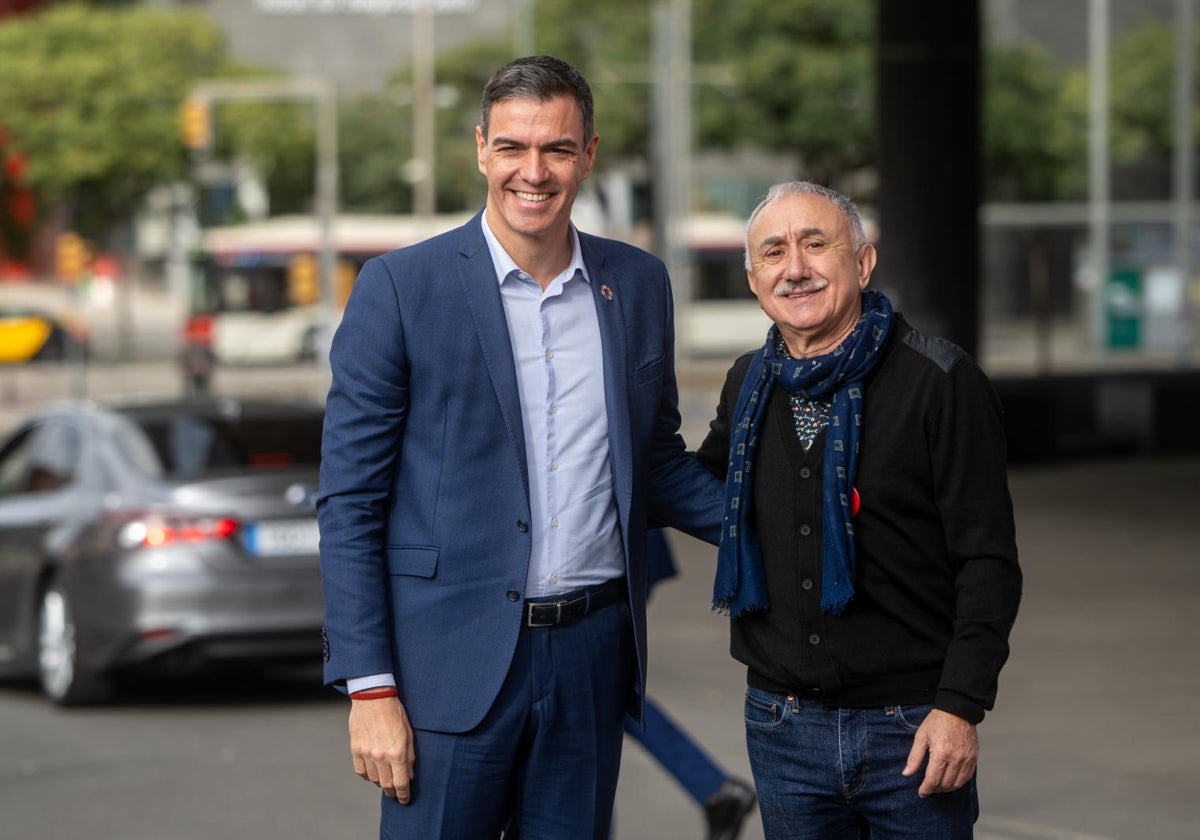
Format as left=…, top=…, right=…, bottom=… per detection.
left=37, top=582, right=111, bottom=705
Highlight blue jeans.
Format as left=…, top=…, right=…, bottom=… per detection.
left=743, top=688, right=979, bottom=839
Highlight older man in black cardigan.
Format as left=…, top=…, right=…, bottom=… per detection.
left=697, top=180, right=1022, bottom=840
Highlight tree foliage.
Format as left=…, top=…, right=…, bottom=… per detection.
left=693, top=0, right=875, bottom=187
left=984, top=42, right=1087, bottom=201
left=532, top=0, right=875, bottom=183
left=0, top=3, right=228, bottom=241
left=3, top=1, right=1193, bottom=238
left=1105, top=20, right=1200, bottom=165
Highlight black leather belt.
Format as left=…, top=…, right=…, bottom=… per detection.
left=524, top=578, right=625, bottom=627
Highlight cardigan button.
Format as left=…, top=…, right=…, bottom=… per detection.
left=799, top=524, right=812, bottom=537
left=799, top=467, right=812, bottom=479
left=801, top=578, right=814, bottom=591
left=517, top=520, right=529, bottom=532
left=506, top=589, right=521, bottom=602
left=808, top=633, right=821, bottom=646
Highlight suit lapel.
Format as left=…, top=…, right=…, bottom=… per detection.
left=582, top=237, right=633, bottom=539
left=455, top=217, right=530, bottom=500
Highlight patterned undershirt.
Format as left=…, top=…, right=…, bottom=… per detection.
left=776, top=333, right=832, bottom=451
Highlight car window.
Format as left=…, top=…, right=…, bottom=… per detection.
left=0, top=428, right=35, bottom=496
left=26, top=423, right=80, bottom=491
left=0, top=421, right=80, bottom=495
left=129, top=410, right=322, bottom=479
left=107, top=414, right=166, bottom=480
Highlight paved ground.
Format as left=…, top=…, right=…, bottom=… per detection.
left=632, top=453, right=1200, bottom=840
left=1, top=356, right=1197, bottom=838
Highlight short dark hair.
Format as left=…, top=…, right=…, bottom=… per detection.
left=479, top=55, right=594, bottom=144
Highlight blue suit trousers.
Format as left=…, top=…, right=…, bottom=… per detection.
left=381, top=598, right=635, bottom=839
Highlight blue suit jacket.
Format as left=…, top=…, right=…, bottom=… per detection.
left=318, top=211, right=723, bottom=733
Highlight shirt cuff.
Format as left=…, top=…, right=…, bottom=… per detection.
left=347, top=674, right=396, bottom=694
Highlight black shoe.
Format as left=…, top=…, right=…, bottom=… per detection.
left=704, top=777, right=757, bottom=840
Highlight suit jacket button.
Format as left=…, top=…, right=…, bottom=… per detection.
left=517, top=520, right=529, bottom=532
left=506, top=589, right=520, bottom=602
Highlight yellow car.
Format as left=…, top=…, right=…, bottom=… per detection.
left=0, top=307, right=88, bottom=363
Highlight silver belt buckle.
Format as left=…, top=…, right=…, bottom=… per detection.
left=527, top=600, right=564, bottom=627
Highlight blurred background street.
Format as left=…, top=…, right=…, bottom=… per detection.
left=1, top=432, right=1197, bottom=840
left=4, top=0, right=1200, bottom=838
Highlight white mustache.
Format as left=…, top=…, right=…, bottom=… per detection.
left=773, top=278, right=827, bottom=297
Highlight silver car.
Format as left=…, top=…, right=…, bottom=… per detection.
left=0, top=397, right=325, bottom=704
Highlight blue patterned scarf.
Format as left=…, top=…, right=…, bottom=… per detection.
left=712, top=290, right=894, bottom=618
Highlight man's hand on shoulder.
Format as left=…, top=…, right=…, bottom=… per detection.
left=902, top=708, right=979, bottom=797
left=349, top=697, right=416, bottom=804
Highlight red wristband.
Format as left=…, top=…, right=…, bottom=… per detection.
left=350, top=687, right=398, bottom=701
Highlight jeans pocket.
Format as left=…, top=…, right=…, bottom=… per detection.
left=744, top=686, right=787, bottom=731
left=890, top=702, right=934, bottom=732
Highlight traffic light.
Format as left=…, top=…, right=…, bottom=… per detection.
left=336, top=259, right=357, bottom=308
left=180, top=97, right=211, bottom=151
left=288, top=254, right=319, bottom=306
left=55, top=231, right=89, bottom=281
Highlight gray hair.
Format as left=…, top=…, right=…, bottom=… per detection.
left=743, top=181, right=868, bottom=270
left=479, top=55, right=595, bottom=144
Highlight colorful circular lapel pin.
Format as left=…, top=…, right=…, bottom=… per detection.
left=600, top=284, right=614, bottom=301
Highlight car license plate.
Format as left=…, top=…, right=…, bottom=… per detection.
left=243, top=519, right=320, bottom=557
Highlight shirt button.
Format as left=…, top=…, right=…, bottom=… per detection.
left=517, top=520, right=529, bottom=532
left=549, top=575, right=558, bottom=584
left=506, top=589, right=520, bottom=602
left=545, top=349, right=554, bottom=360
left=799, top=524, right=812, bottom=536
left=548, top=405, right=558, bottom=415
left=550, top=517, right=559, bottom=528
left=550, top=461, right=559, bottom=471
left=808, top=633, right=821, bottom=646
left=801, top=578, right=814, bottom=591
left=799, top=467, right=812, bottom=479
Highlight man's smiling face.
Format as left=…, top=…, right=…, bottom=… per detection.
left=476, top=94, right=597, bottom=252
left=745, top=191, right=876, bottom=358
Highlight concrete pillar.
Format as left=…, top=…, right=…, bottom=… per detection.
left=875, top=0, right=982, bottom=355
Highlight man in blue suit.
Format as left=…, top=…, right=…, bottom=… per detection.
left=318, top=55, right=724, bottom=839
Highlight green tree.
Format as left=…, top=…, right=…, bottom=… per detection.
left=984, top=42, right=1087, bottom=201
left=1105, top=20, right=1200, bottom=166
left=216, top=98, right=317, bottom=217
left=693, top=0, right=875, bottom=189
left=0, top=4, right=228, bottom=243
left=338, top=94, right=412, bottom=214
left=412, top=0, right=876, bottom=210
left=348, top=40, right=509, bottom=214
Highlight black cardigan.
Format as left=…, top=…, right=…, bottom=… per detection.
left=696, top=314, right=1022, bottom=724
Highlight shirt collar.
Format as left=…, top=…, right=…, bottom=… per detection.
left=480, top=212, right=590, bottom=287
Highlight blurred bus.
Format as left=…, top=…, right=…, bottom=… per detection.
left=183, top=210, right=762, bottom=370
left=676, top=213, right=767, bottom=357
left=184, top=213, right=470, bottom=367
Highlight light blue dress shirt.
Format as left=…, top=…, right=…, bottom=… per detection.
left=481, top=213, right=625, bottom=598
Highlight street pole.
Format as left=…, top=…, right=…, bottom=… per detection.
left=412, top=1, right=437, bottom=217
left=1088, top=0, right=1111, bottom=361
left=1173, top=0, right=1195, bottom=361
left=652, top=0, right=693, bottom=360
